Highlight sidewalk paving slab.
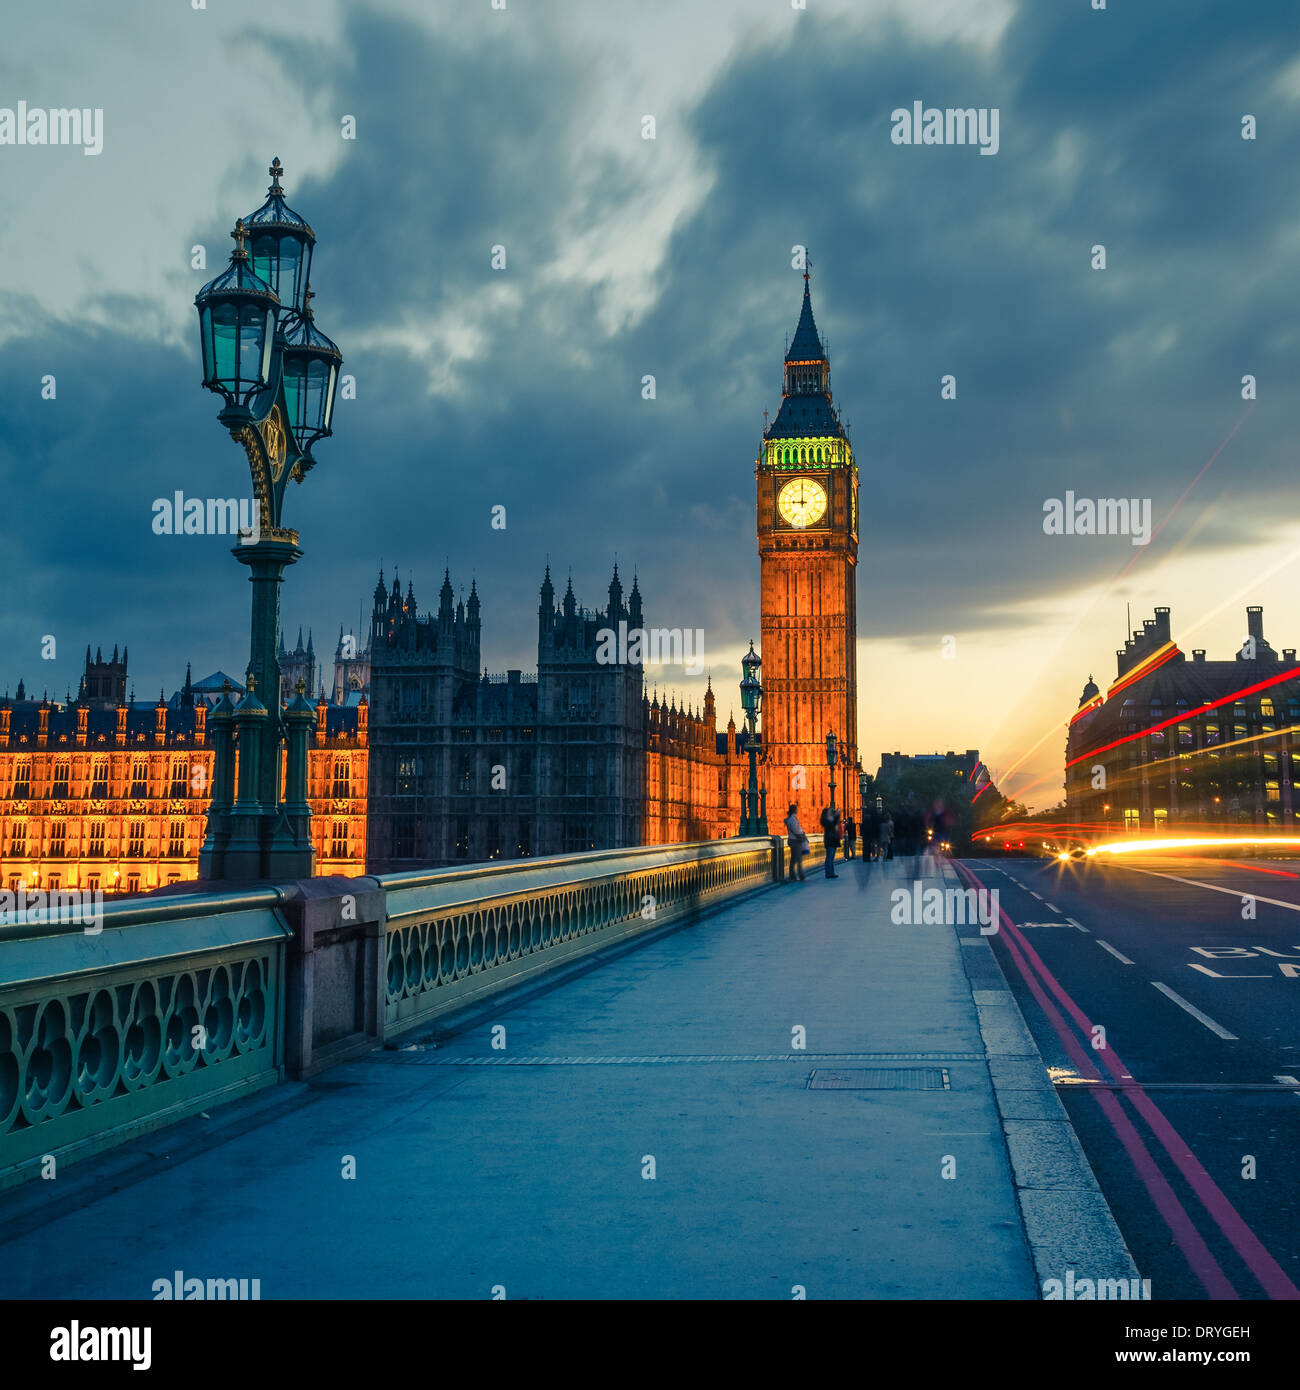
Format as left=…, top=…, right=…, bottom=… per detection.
left=0, top=854, right=1131, bottom=1299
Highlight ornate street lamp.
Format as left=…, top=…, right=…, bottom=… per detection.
left=826, top=729, right=838, bottom=812
left=193, top=157, right=343, bottom=883
left=195, top=220, right=280, bottom=417
left=281, top=288, right=341, bottom=459
left=738, top=641, right=768, bottom=835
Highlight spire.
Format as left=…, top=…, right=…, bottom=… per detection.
left=768, top=265, right=840, bottom=438
left=785, top=261, right=825, bottom=364
left=439, top=567, right=454, bottom=623
left=608, top=562, right=623, bottom=619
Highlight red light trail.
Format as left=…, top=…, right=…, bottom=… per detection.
left=1066, top=664, right=1300, bottom=769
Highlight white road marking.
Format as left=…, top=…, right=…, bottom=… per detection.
left=1274, top=1074, right=1300, bottom=1099
left=1097, top=940, right=1135, bottom=965
left=1104, top=863, right=1300, bottom=913
left=1150, top=982, right=1238, bottom=1040
left=1066, top=917, right=1089, bottom=933
left=1028, top=890, right=1044, bottom=901
left=1044, top=901, right=1060, bottom=911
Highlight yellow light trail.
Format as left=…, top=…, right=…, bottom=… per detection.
left=1134, top=722, right=1300, bottom=777
left=1087, top=836, right=1300, bottom=858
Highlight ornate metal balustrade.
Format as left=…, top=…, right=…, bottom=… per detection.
left=1, top=836, right=798, bottom=1185
left=0, top=891, right=288, bottom=1188
left=378, top=837, right=779, bottom=1033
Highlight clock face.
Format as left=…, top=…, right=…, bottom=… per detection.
left=778, top=477, right=828, bottom=529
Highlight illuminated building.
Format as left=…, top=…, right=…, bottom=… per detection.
left=755, top=267, right=860, bottom=819
left=1065, top=606, right=1300, bottom=831
left=0, top=644, right=368, bottom=893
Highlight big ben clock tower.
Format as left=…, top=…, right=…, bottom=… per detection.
left=756, top=266, right=859, bottom=821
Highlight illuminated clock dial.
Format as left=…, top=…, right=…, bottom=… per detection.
left=778, top=477, right=828, bottom=528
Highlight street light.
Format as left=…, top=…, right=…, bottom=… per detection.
left=193, top=157, right=343, bottom=883
left=195, top=219, right=279, bottom=416
left=738, top=641, right=768, bottom=834
left=826, top=729, right=838, bottom=812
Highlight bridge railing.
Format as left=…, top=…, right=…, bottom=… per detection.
left=378, top=837, right=777, bottom=1034
left=0, top=836, right=786, bottom=1188
left=0, top=889, right=288, bottom=1189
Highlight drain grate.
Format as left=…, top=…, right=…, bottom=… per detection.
left=807, top=1067, right=950, bottom=1091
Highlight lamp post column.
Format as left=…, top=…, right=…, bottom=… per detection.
left=738, top=641, right=767, bottom=835
left=198, top=685, right=236, bottom=879
left=279, top=682, right=316, bottom=877
left=826, top=730, right=838, bottom=813
left=236, top=537, right=301, bottom=813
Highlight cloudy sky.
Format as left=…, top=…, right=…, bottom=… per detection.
left=2, top=0, right=1298, bottom=809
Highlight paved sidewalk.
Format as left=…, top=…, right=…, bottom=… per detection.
left=0, top=854, right=1110, bottom=1299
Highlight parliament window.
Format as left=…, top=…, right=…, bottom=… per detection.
left=396, top=757, right=416, bottom=795
left=170, top=759, right=188, bottom=797
left=10, top=823, right=26, bottom=857
left=49, top=821, right=66, bottom=856
left=168, top=821, right=185, bottom=857
left=12, top=757, right=30, bottom=797
left=127, top=821, right=145, bottom=857
left=331, top=821, right=348, bottom=859
left=332, top=756, right=350, bottom=797
left=392, top=816, right=415, bottom=859
left=88, top=822, right=105, bottom=857
left=91, top=757, right=108, bottom=797
left=130, top=757, right=148, bottom=798
left=51, top=758, right=70, bottom=798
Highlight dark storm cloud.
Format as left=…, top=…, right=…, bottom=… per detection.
left=2, top=0, right=1298, bottom=702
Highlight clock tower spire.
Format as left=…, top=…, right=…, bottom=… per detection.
left=755, top=264, right=859, bottom=823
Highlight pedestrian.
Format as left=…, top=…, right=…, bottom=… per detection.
left=843, top=814, right=857, bottom=860
left=784, top=803, right=809, bottom=882
left=879, top=815, right=895, bottom=862
left=819, top=804, right=842, bottom=878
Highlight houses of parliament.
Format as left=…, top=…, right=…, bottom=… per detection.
left=0, top=273, right=862, bottom=890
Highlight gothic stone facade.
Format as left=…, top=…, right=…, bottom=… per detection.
left=756, top=271, right=860, bottom=819
left=366, top=567, right=751, bottom=872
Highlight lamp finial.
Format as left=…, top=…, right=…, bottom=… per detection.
left=232, top=218, right=249, bottom=258
left=269, top=156, right=284, bottom=194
